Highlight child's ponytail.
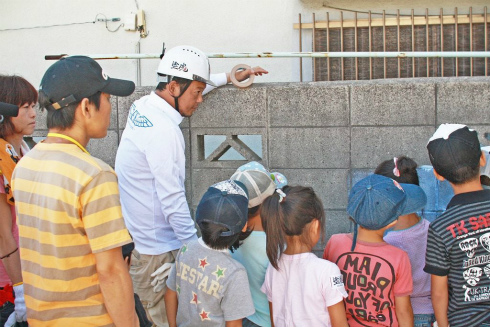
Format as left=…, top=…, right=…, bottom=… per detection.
left=261, top=188, right=287, bottom=270
left=261, top=186, right=325, bottom=270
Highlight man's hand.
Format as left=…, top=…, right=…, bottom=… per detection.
left=235, top=66, right=268, bottom=82
left=150, top=262, right=174, bottom=293
left=5, top=284, right=27, bottom=327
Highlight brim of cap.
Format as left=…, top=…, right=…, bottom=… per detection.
left=101, top=78, right=135, bottom=97
left=399, top=183, right=427, bottom=215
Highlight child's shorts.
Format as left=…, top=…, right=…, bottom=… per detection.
left=414, top=314, right=436, bottom=327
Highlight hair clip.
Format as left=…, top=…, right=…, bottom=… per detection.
left=276, top=189, right=286, bottom=203
left=393, top=157, right=400, bottom=177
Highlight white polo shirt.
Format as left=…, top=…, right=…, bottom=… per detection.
left=115, top=73, right=227, bottom=255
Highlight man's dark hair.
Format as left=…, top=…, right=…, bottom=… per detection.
left=156, top=76, right=191, bottom=92
left=199, top=221, right=252, bottom=253
left=39, top=90, right=101, bottom=130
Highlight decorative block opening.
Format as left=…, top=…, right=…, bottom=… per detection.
left=198, top=134, right=262, bottom=161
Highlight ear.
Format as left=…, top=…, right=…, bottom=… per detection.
left=79, top=98, right=93, bottom=120
left=432, top=168, right=446, bottom=182
left=241, top=222, right=248, bottom=232
left=167, top=80, right=181, bottom=97
left=311, top=219, right=320, bottom=232
left=480, top=150, right=487, bottom=168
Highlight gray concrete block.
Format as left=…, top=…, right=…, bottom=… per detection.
left=118, top=90, right=143, bottom=130
left=34, top=106, right=48, bottom=131
left=437, top=79, right=490, bottom=124
left=351, top=81, right=436, bottom=126
left=269, top=127, right=350, bottom=168
left=350, top=169, right=374, bottom=190
left=191, top=168, right=237, bottom=206
left=351, top=126, right=435, bottom=168
left=109, top=96, right=118, bottom=130
left=185, top=167, right=192, bottom=208
left=313, top=210, right=352, bottom=255
left=473, top=125, right=490, bottom=147
left=190, top=86, right=267, bottom=128
left=181, top=128, right=190, bottom=169
left=268, top=84, right=349, bottom=127
left=191, top=128, right=267, bottom=169
left=86, top=130, right=118, bottom=168
left=278, top=169, right=349, bottom=209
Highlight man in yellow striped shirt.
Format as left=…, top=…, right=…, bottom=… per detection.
left=11, top=56, right=138, bottom=327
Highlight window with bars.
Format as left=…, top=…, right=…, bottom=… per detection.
left=295, top=8, right=489, bottom=81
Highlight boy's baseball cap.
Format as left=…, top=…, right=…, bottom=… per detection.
left=196, top=180, right=249, bottom=237
left=427, top=124, right=481, bottom=178
left=348, top=174, right=427, bottom=251
left=40, top=56, right=135, bottom=111
left=480, top=146, right=490, bottom=179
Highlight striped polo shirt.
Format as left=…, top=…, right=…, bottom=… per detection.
left=424, top=189, right=490, bottom=327
left=12, top=143, right=131, bottom=327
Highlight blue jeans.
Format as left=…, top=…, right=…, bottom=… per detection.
left=414, top=314, right=436, bottom=327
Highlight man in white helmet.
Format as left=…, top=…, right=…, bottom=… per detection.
left=115, top=45, right=267, bottom=326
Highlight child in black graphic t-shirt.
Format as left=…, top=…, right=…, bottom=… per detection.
left=425, top=124, right=490, bottom=327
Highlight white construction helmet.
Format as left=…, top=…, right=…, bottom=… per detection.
left=157, top=45, right=216, bottom=87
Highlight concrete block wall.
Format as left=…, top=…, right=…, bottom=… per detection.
left=33, top=77, right=490, bottom=256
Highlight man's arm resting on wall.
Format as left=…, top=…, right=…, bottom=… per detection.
left=431, top=274, right=450, bottom=327
left=95, top=247, right=138, bottom=327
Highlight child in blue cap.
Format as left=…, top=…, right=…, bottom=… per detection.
left=324, top=174, right=427, bottom=327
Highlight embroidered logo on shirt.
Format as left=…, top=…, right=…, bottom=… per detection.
left=129, top=104, right=153, bottom=128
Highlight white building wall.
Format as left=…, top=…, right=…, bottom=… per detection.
left=0, top=0, right=488, bottom=87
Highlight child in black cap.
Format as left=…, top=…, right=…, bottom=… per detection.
left=424, top=124, right=490, bottom=327
left=164, top=180, right=254, bottom=327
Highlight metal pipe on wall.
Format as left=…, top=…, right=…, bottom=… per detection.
left=45, top=52, right=490, bottom=60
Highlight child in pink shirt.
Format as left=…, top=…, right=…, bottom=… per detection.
left=324, top=174, right=426, bottom=327
left=260, top=186, right=349, bottom=327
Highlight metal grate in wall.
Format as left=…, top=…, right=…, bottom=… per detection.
left=295, top=7, right=489, bottom=81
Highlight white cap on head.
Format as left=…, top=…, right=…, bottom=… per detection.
left=156, top=45, right=216, bottom=87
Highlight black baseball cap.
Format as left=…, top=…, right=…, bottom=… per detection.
left=40, top=56, right=135, bottom=110
left=196, top=180, right=249, bottom=237
left=427, top=124, right=481, bottom=178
